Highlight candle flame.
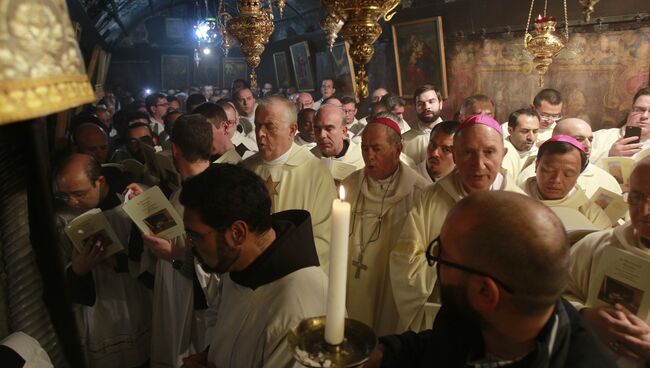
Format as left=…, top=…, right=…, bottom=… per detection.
left=339, top=185, right=346, bottom=200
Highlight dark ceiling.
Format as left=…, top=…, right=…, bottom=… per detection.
left=76, top=0, right=325, bottom=45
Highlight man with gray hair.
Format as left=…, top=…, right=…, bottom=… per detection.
left=243, top=96, right=337, bottom=271
left=343, top=114, right=430, bottom=335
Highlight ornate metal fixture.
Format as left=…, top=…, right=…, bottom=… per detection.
left=194, top=17, right=219, bottom=43
left=524, top=0, right=569, bottom=87
left=578, top=0, right=599, bottom=22
left=321, top=13, right=344, bottom=52
left=321, top=0, right=401, bottom=100
left=217, top=10, right=237, bottom=56
left=226, top=0, right=276, bottom=88
left=274, top=0, right=286, bottom=18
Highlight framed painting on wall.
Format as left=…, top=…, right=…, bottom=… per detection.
left=273, top=52, right=291, bottom=89
left=330, top=42, right=357, bottom=99
left=161, top=54, right=189, bottom=90
left=289, top=41, right=315, bottom=91
left=223, top=58, right=248, bottom=89
left=391, top=16, right=448, bottom=99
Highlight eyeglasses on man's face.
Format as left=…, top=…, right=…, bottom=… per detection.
left=539, top=113, right=563, bottom=122
left=425, top=235, right=515, bottom=294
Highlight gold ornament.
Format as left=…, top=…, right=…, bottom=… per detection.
left=320, top=13, right=343, bottom=52
left=217, top=12, right=237, bottom=57
left=524, top=0, right=569, bottom=87
left=321, top=0, right=401, bottom=101
left=274, top=0, right=286, bottom=18
left=0, top=0, right=94, bottom=125
left=226, top=0, right=275, bottom=88
left=578, top=0, right=599, bottom=22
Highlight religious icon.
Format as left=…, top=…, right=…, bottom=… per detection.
left=391, top=16, right=448, bottom=99
left=223, top=58, right=248, bottom=88
left=597, top=276, right=643, bottom=315
left=289, top=41, right=315, bottom=91
left=161, top=54, right=189, bottom=90
left=273, top=51, right=291, bottom=89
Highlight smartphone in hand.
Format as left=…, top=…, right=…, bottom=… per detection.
left=624, top=126, right=642, bottom=143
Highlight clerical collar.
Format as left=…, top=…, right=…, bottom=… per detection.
left=263, top=145, right=293, bottom=166
left=335, top=139, right=350, bottom=159
left=230, top=210, right=320, bottom=290
left=489, top=172, right=504, bottom=191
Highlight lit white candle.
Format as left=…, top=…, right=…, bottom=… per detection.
left=325, top=186, right=351, bottom=345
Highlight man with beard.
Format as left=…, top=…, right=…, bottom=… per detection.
left=390, top=114, right=525, bottom=333
left=403, top=85, right=444, bottom=164
left=416, top=120, right=459, bottom=184
left=365, top=191, right=614, bottom=368
left=179, top=164, right=327, bottom=368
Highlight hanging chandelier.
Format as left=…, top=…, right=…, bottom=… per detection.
left=321, top=0, right=401, bottom=100
left=226, top=0, right=280, bottom=88
left=524, top=0, right=569, bottom=87
left=216, top=0, right=237, bottom=56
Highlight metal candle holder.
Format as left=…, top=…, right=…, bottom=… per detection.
left=287, top=316, right=376, bottom=368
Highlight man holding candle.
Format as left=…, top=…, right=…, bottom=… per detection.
left=180, top=164, right=328, bottom=368
left=390, top=114, right=526, bottom=333
left=365, top=191, right=614, bottom=367
left=243, top=96, right=337, bottom=271
left=343, top=113, right=430, bottom=336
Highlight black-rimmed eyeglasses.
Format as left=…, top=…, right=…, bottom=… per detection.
left=425, top=236, right=515, bottom=294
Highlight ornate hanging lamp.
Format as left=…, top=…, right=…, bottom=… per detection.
left=321, top=0, right=401, bottom=101
left=578, top=0, right=599, bottom=22
left=321, top=13, right=344, bottom=52
left=226, top=0, right=277, bottom=88
left=524, top=0, right=569, bottom=87
left=216, top=0, right=237, bottom=56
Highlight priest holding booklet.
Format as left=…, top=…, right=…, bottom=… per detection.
left=565, top=156, right=650, bottom=366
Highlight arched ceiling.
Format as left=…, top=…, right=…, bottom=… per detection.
left=76, top=0, right=324, bottom=46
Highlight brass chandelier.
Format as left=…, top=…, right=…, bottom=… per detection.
left=225, top=0, right=286, bottom=88
left=524, top=0, right=569, bottom=87
left=321, top=0, right=401, bottom=100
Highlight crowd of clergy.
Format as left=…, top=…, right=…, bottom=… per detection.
left=49, top=78, right=650, bottom=368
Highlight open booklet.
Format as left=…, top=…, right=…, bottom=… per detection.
left=122, top=186, right=185, bottom=241
left=549, top=206, right=599, bottom=244
left=64, top=208, right=124, bottom=258
left=590, top=187, right=628, bottom=224
left=586, top=246, right=650, bottom=320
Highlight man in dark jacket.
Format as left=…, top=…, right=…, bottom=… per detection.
left=366, top=191, right=615, bottom=368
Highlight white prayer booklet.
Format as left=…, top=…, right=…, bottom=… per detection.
left=586, top=246, right=650, bottom=320
left=590, top=187, right=628, bottom=224
left=122, top=186, right=184, bottom=241
left=64, top=208, right=124, bottom=258
left=602, top=157, right=636, bottom=192
left=549, top=206, right=598, bottom=244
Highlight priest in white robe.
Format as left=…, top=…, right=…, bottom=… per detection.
left=402, top=85, right=443, bottom=164
left=311, top=105, right=365, bottom=182
left=243, top=96, right=336, bottom=271
left=343, top=114, right=430, bottom=336
left=193, top=103, right=245, bottom=164
left=415, top=120, right=459, bottom=184
left=591, top=87, right=650, bottom=167
left=217, top=100, right=258, bottom=156
left=390, top=114, right=526, bottom=333
left=517, top=118, right=622, bottom=198
left=180, top=165, right=327, bottom=368
left=294, top=108, right=317, bottom=149
left=564, top=156, right=650, bottom=366
left=501, top=108, right=540, bottom=180
left=138, top=115, right=214, bottom=367
left=521, top=135, right=612, bottom=231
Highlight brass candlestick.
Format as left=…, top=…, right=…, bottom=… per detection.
left=287, top=316, right=376, bottom=368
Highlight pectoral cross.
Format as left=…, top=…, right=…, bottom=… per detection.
left=352, top=253, right=368, bottom=279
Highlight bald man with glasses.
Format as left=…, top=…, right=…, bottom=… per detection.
left=365, top=191, right=614, bottom=368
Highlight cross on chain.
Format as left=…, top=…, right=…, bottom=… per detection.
left=352, top=253, right=368, bottom=279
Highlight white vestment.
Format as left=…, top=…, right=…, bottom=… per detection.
left=565, top=221, right=650, bottom=368
left=397, top=118, right=411, bottom=135
left=402, top=118, right=442, bottom=165
left=243, top=144, right=336, bottom=271
left=61, top=206, right=152, bottom=368
left=293, top=134, right=317, bottom=150
left=311, top=140, right=365, bottom=182
left=390, top=170, right=526, bottom=332
left=150, top=189, right=208, bottom=368
left=415, top=161, right=434, bottom=184
left=207, top=268, right=327, bottom=368
left=344, top=163, right=430, bottom=336
left=522, top=177, right=612, bottom=230
left=232, top=130, right=258, bottom=154
left=592, top=127, right=650, bottom=168
left=517, top=162, right=623, bottom=198
left=213, top=148, right=243, bottom=164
